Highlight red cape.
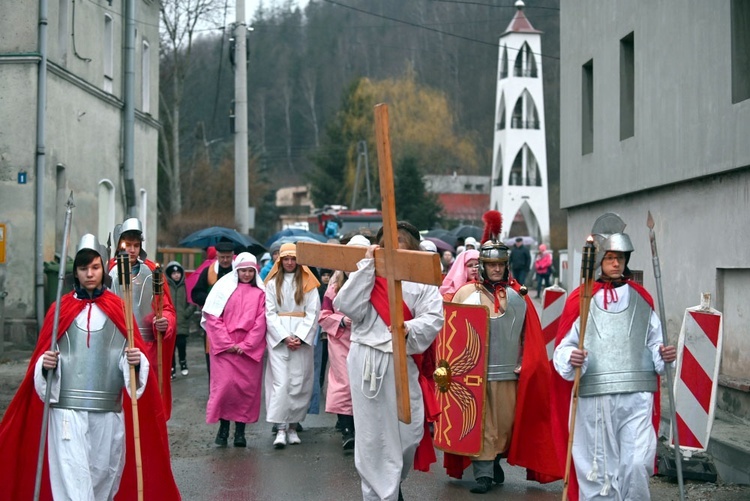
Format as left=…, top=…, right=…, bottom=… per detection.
left=370, top=277, right=440, bottom=472
left=108, top=258, right=178, bottom=419
left=443, top=281, right=563, bottom=483
left=0, top=290, right=180, bottom=500
left=551, top=281, right=660, bottom=501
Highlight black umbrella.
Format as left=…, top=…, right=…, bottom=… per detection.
left=179, top=227, right=266, bottom=256
left=423, top=229, right=458, bottom=247
left=451, top=225, right=483, bottom=240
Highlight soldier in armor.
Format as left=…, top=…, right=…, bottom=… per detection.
left=445, top=210, right=561, bottom=494
left=109, top=217, right=177, bottom=419
left=552, top=213, right=677, bottom=501
left=0, top=234, right=180, bottom=500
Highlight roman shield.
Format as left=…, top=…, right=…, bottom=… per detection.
left=433, top=302, right=490, bottom=456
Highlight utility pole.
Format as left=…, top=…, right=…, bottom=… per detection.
left=234, top=0, right=249, bottom=233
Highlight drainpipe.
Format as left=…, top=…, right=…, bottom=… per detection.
left=35, top=0, right=49, bottom=328
left=123, top=0, right=136, bottom=217
left=0, top=274, right=7, bottom=357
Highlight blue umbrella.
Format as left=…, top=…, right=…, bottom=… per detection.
left=179, top=226, right=266, bottom=255
left=265, top=228, right=327, bottom=247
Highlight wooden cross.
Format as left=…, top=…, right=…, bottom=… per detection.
left=296, top=103, right=443, bottom=423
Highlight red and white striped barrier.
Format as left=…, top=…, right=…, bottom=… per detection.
left=672, top=296, right=723, bottom=452
left=540, top=282, right=567, bottom=360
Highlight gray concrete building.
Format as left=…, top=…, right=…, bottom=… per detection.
left=0, top=1, right=160, bottom=347
left=560, top=0, right=750, bottom=423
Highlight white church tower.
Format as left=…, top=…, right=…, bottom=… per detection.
left=489, top=0, right=550, bottom=244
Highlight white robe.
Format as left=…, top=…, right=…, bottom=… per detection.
left=264, top=273, right=320, bottom=424
left=33, top=303, right=149, bottom=501
left=553, top=285, right=668, bottom=501
left=335, top=257, right=443, bottom=501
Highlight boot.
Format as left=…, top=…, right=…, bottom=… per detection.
left=493, top=456, right=505, bottom=484
left=469, top=477, right=493, bottom=494
left=233, top=422, right=246, bottom=447
left=215, top=419, right=230, bottom=447
left=180, top=360, right=189, bottom=376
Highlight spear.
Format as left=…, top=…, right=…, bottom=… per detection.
left=117, top=250, right=144, bottom=501
left=34, top=192, right=74, bottom=501
left=152, top=264, right=164, bottom=395
left=562, top=235, right=596, bottom=501
left=647, top=212, right=685, bottom=501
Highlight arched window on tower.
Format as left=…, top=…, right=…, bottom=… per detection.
left=500, top=45, right=508, bottom=79
left=494, top=144, right=503, bottom=186
left=497, top=94, right=506, bottom=130
left=514, top=42, right=538, bottom=78
left=511, top=90, right=540, bottom=129
left=525, top=146, right=541, bottom=186
left=510, top=149, right=523, bottom=186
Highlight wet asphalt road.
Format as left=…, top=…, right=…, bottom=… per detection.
left=167, top=337, right=748, bottom=501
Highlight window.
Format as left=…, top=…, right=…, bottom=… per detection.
left=620, top=32, right=635, bottom=140
left=513, top=42, right=538, bottom=78
left=98, top=180, right=115, bottom=243
left=497, top=93, right=506, bottom=130
left=104, top=15, right=113, bottom=93
left=582, top=59, right=594, bottom=155
left=500, top=45, right=508, bottom=79
left=58, top=0, right=69, bottom=63
left=731, top=0, right=750, bottom=103
left=494, top=144, right=503, bottom=186
left=142, top=40, right=150, bottom=113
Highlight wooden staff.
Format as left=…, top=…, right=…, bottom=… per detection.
left=562, top=236, right=596, bottom=501
left=117, top=251, right=144, bottom=501
left=34, top=193, right=74, bottom=501
left=152, top=264, right=164, bottom=395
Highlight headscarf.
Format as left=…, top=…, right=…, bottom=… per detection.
left=263, top=243, right=320, bottom=293
left=201, top=252, right=262, bottom=327
left=439, top=249, right=480, bottom=297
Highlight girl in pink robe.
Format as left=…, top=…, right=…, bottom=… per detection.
left=319, top=271, right=355, bottom=449
left=202, top=253, right=266, bottom=447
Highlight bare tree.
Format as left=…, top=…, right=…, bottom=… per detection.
left=300, top=69, right=320, bottom=148
left=159, top=0, right=222, bottom=215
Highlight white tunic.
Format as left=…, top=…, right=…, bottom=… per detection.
left=553, top=285, right=667, bottom=501
left=33, top=303, right=148, bottom=501
left=335, top=257, right=443, bottom=501
left=264, top=272, right=321, bottom=424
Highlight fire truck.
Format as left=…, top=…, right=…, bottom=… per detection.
left=308, top=206, right=383, bottom=238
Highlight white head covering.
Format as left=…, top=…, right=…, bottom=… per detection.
left=347, top=234, right=371, bottom=247
left=419, top=239, right=438, bottom=253
left=201, top=253, right=263, bottom=328
left=464, top=237, right=478, bottom=250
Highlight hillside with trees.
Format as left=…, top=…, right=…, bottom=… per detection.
left=158, top=0, right=561, bottom=244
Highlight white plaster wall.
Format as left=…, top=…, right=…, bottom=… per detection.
left=560, top=0, right=750, bottom=208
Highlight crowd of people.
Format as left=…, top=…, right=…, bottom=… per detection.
left=0, top=212, right=677, bottom=501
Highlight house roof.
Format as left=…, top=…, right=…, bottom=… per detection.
left=437, top=193, right=490, bottom=221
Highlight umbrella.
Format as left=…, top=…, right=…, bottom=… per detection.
left=423, top=229, right=458, bottom=247
left=451, top=225, right=483, bottom=240
left=265, top=228, right=327, bottom=247
left=271, top=235, right=326, bottom=246
left=179, top=226, right=266, bottom=255
left=424, top=237, right=455, bottom=254
left=503, top=235, right=537, bottom=247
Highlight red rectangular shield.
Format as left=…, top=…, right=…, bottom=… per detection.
left=433, top=302, right=490, bottom=456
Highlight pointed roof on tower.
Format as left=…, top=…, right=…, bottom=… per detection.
left=503, top=1, right=542, bottom=36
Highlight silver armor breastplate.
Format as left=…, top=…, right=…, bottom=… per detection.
left=53, top=314, right=127, bottom=412
left=579, top=290, right=657, bottom=397
left=487, top=287, right=526, bottom=381
left=111, top=263, right=155, bottom=342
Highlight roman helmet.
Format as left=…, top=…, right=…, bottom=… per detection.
left=590, top=213, right=634, bottom=276
left=478, top=210, right=510, bottom=282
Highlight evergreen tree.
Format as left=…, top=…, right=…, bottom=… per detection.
left=394, top=156, right=443, bottom=230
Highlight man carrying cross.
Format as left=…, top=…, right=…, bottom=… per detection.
left=333, top=222, right=443, bottom=501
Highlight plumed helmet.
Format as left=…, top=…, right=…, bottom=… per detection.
left=478, top=210, right=510, bottom=282
left=591, top=213, right=634, bottom=273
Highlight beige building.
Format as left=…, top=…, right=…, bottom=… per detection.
left=0, top=0, right=160, bottom=348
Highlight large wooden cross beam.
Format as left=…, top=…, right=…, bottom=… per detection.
left=296, top=104, right=442, bottom=423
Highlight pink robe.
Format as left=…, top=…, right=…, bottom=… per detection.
left=204, top=283, right=266, bottom=423
left=319, top=279, right=353, bottom=416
